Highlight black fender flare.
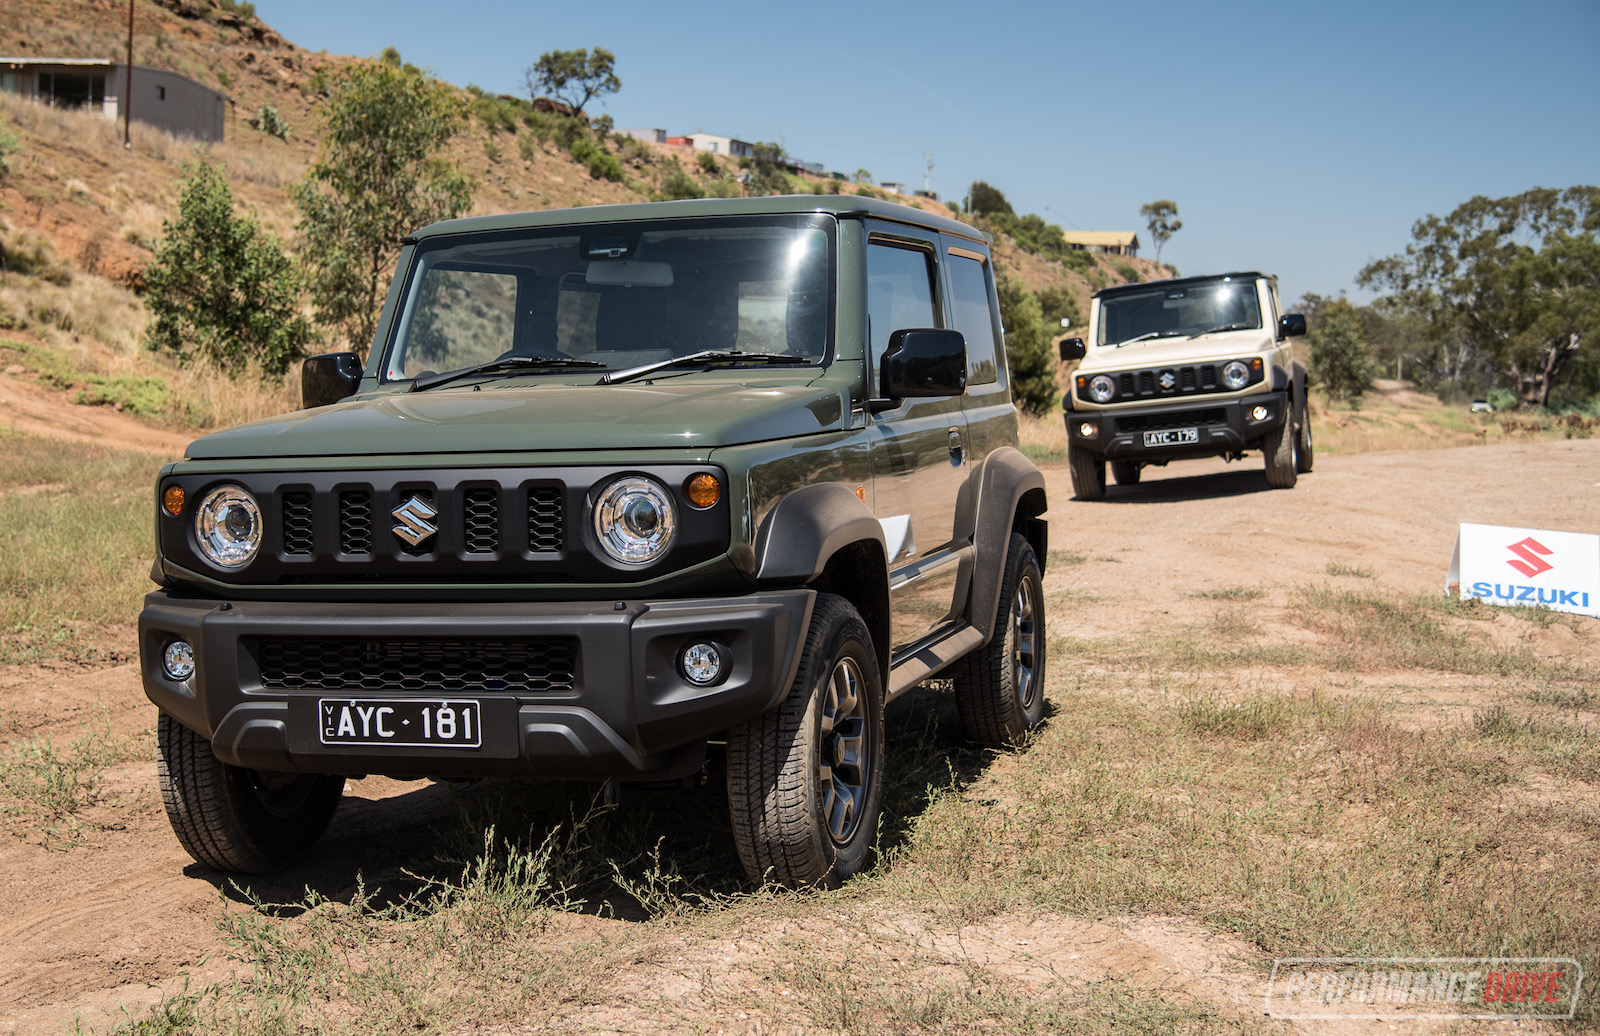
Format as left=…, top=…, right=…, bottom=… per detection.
left=967, top=447, right=1047, bottom=646
left=754, top=482, right=886, bottom=586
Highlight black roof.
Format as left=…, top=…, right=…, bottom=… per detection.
left=1093, top=271, right=1271, bottom=299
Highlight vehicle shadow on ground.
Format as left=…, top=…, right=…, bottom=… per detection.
left=192, top=681, right=1017, bottom=919
left=1099, top=467, right=1274, bottom=503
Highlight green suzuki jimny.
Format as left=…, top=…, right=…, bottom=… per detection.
left=140, top=196, right=1049, bottom=887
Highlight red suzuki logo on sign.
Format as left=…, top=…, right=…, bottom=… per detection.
left=1507, top=537, right=1554, bottom=578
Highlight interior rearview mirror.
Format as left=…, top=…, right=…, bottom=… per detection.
left=1059, top=337, right=1087, bottom=362
left=302, top=352, right=364, bottom=409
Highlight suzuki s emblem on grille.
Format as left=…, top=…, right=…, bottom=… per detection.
left=392, top=495, right=439, bottom=548
left=1159, top=371, right=1177, bottom=390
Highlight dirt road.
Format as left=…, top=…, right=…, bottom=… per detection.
left=1, top=438, right=1596, bottom=1033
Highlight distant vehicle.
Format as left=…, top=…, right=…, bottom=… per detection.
left=1058, top=272, right=1311, bottom=499
left=1470, top=400, right=1494, bottom=413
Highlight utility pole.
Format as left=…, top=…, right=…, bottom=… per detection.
left=123, top=0, right=133, bottom=149
left=923, top=151, right=932, bottom=194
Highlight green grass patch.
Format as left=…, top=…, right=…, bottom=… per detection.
left=1324, top=561, right=1375, bottom=578
left=0, top=429, right=157, bottom=664
left=0, top=705, right=139, bottom=844
left=2, top=337, right=180, bottom=419
left=1185, top=586, right=1264, bottom=601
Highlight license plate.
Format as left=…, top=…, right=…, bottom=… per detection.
left=1143, top=427, right=1199, bottom=447
left=318, top=698, right=481, bottom=748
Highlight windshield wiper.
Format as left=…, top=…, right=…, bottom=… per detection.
left=410, top=356, right=605, bottom=393
left=1112, top=330, right=1185, bottom=348
left=599, top=350, right=806, bottom=385
left=1187, top=323, right=1255, bottom=339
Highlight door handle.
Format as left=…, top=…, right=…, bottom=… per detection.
left=948, top=427, right=964, bottom=462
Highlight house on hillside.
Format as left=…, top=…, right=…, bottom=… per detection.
left=1062, top=231, right=1140, bottom=257
left=686, top=132, right=754, bottom=158
left=880, top=182, right=907, bottom=196
left=0, top=57, right=228, bottom=141
left=619, top=128, right=666, bottom=144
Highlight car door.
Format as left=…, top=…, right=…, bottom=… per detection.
left=865, top=226, right=969, bottom=653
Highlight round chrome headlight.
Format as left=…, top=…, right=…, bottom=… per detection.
left=1222, top=360, right=1251, bottom=391
left=194, top=485, right=262, bottom=568
left=593, top=477, right=676, bottom=565
left=1089, top=375, right=1115, bottom=403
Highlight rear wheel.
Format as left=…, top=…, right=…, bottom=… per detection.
left=157, top=713, right=344, bottom=873
left=1263, top=416, right=1298, bottom=489
left=954, top=533, right=1047, bottom=746
left=1294, top=399, right=1315, bottom=473
left=1068, top=444, right=1106, bottom=501
left=1110, top=460, right=1142, bottom=485
left=727, top=594, right=884, bottom=888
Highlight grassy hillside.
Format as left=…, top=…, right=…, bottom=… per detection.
left=0, top=0, right=1153, bottom=432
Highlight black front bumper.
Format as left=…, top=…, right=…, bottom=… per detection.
left=138, top=590, right=814, bottom=781
left=1065, top=392, right=1289, bottom=461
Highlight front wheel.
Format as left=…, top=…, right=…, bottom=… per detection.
left=1068, top=444, right=1106, bottom=501
left=157, top=712, right=344, bottom=873
left=954, top=533, right=1047, bottom=745
left=1262, top=417, right=1298, bottom=489
left=1294, top=399, right=1315, bottom=473
left=727, top=594, right=884, bottom=888
left=1110, top=460, right=1142, bottom=485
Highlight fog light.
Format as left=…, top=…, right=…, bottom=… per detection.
left=1078, top=422, right=1097, bottom=438
left=1251, top=405, right=1270, bottom=421
left=163, top=640, right=195, bottom=681
left=680, top=641, right=727, bottom=686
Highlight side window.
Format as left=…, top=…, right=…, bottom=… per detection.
left=946, top=252, right=999, bottom=386
left=866, top=242, right=937, bottom=379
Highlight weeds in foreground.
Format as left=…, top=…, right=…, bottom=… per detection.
left=0, top=705, right=135, bottom=843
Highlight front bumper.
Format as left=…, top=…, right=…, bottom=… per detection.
left=1065, top=391, right=1289, bottom=461
left=138, top=589, right=814, bottom=781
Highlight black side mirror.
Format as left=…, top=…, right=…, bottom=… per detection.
left=872, top=329, right=966, bottom=411
left=1059, top=337, right=1087, bottom=361
left=302, top=351, right=364, bottom=409
left=1278, top=314, right=1307, bottom=339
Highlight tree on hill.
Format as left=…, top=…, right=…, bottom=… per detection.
left=996, top=277, right=1056, bottom=416
left=968, top=181, right=1014, bottom=219
left=292, top=62, right=471, bottom=354
left=1358, top=186, right=1599, bottom=409
left=525, top=48, right=620, bottom=118
left=1307, top=297, right=1375, bottom=407
left=1140, top=200, right=1181, bottom=266
left=145, top=161, right=311, bottom=376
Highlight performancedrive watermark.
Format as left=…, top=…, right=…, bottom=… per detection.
left=1265, top=958, right=1583, bottom=1020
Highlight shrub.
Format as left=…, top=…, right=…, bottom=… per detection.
left=1309, top=297, right=1376, bottom=406
left=568, top=136, right=624, bottom=182
left=657, top=161, right=703, bottom=201
left=147, top=161, right=312, bottom=376
left=695, top=151, right=720, bottom=175
left=996, top=277, right=1056, bottom=416
left=1113, top=261, right=1140, bottom=283
left=0, top=120, right=20, bottom=179
left=255, top=105, right=288, bottom=140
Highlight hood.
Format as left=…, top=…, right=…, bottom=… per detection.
left=185, top=380, right=848, bottom=460
left=1078, top=331, right=1274, bottom=372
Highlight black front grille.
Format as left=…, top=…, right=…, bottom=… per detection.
left=282, top=492, right=313, bottom=555
left=1116, top=408, right=1226, bottom=433
left=254, top=637, right=577, bottom=693
left=528, top=487, right=563, bottom=553
left=1094, top=363, right=1232, bottom=403
left=339, top=491, right=373, bottom=555
left=463, top=488, right=499, bottom=553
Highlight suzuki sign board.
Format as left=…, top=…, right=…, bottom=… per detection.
left=1448, top=523, right=1600, bottom=617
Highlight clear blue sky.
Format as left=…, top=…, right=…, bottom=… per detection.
left=258, top=0, right=1599, bottom=305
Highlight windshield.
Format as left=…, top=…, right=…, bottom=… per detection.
left=382, top=215, right=835, bottom=382
left=1095, top=278, right=1262, bottom=347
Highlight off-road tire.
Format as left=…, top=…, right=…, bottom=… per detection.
left=727, top=594, right=884, bottom=889
left=1294, top=399, right=1315, bottom=473
left=1110, top=460, right=1142, bottom=486
left=953, top=533, right=1047, bottom=745
left=157, top=712, right=344, bottom=873
left=1068, top=444, right=1106, bottom=501
left=1262, top=417, right=1298, bottom=489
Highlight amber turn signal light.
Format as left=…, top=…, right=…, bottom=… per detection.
left=162, top=485, right=185, bottom=516
left=685, top=473, right=720, bottom=509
